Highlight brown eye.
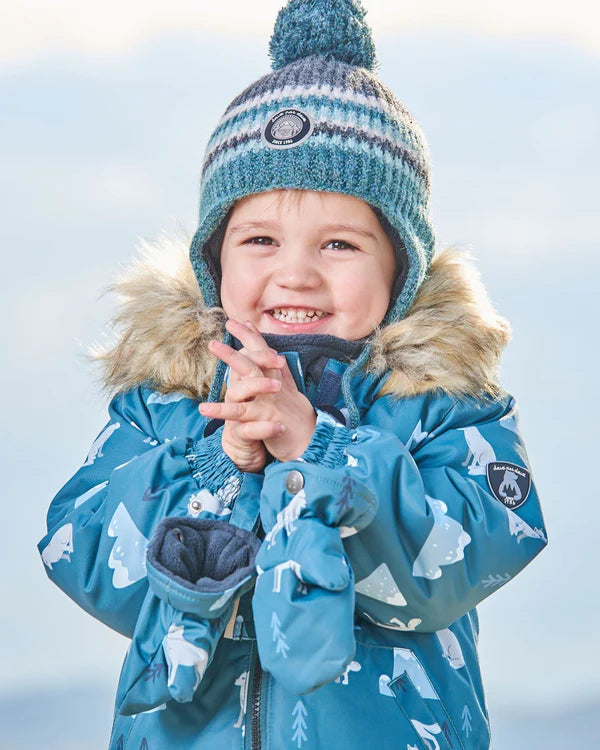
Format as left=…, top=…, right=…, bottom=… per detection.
left=245, top=236, right=275, bottom=245
left=326, top=240, right=358, bottom=252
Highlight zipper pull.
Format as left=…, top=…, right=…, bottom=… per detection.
left=233, top=614, right=244, bottom=640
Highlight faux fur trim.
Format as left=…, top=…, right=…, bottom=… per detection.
left=91, top=232, right=225, bottom=399
left=370, top=248, right=512, bottom=401
left=92, top=231, right=511, bottom=401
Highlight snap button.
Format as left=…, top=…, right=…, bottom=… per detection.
left=172, top=527, right=184, bottom=543
left=285, top=470, right=305, bottom=494
left=190, top=499, right=202, bottom=512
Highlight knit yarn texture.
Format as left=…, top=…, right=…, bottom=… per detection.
left=189, top=0, right=436, bottom=325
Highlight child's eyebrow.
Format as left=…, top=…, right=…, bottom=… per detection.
left=228, top=220, right=280, bottom=236
left=228, top=220, right=377, bottom=240
left=321, top=223, right=378, bottom=241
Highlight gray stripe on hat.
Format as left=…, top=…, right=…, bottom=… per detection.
left=202, top=122, right=429, bottom=185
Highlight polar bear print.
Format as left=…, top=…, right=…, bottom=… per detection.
left=162, top=624, right=209, bottom=693
left=41, top=523, right=73, bottom=569
left=233, top=670, right=249, bottom=730
left=499, top=398, right=519, bottom=434
left=335, top=660, right=361, bottom=685
left=146, top=391, right=187, bottom=405
left=405, top=419, right=429, bottom=452
left=187, top=489, right=232, bottom=518
left=265, top=489, right=307, bottom=548
left=506, top=508, right=547, bottom=544
left=388, top=617, right=422, bottom=631
left=360, top=610, right=422, bottom=631
left=411, top=720, right=443, bottom=750
left=272, top=560, right=303, bottom=593
left=435, top=628, right=465, bottom=670
left=459, top=426, right=496, bottom=475
left=83, top=422, right=121, bottom=466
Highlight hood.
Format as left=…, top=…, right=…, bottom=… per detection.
left=92, top=231, right=511, bottom=402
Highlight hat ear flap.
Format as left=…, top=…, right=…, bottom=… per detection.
left=369, top=205, right=409, bottom=315
left=202, top=206, right=234, bottom=304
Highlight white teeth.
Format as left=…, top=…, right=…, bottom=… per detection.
left=270, top=308, right=328, bottom=323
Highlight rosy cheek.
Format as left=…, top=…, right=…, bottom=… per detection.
left=220, top=283, right=239, bottom=318
left=223, top=268, right=261, bottom=316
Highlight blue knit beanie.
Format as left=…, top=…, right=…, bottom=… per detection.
left=189, top=0, right=436, bottom=325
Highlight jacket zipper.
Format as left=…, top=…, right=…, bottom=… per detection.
left=250, top=649, right=263, bottom=750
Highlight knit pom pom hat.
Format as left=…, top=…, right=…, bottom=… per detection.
left=189, top=0, right=436, bottom=325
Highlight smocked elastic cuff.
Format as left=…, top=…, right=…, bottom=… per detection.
left=185, top=429, right=242, bottom=495
left=299, top=409, right=354, bottom=469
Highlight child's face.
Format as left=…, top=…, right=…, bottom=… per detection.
left=219, top=190, right=396, bottom=340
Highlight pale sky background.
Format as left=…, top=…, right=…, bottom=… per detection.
left=2, top=0, right=600, bottom=62
left=1, top=1, right=599, bottom=747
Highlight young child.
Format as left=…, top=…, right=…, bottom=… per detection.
left=39, top=1, right=547, bottom=748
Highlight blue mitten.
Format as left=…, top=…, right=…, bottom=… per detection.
left=252, top=470, right=377, bottom=694
left=116, top=517, right=261, bottom=715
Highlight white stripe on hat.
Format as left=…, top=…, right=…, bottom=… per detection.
left=215, top=82, right=413, bottom=132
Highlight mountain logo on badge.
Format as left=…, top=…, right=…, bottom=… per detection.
left=486, top=461, right=531, bottom=509
left=262, top=108, right=315, bottom=149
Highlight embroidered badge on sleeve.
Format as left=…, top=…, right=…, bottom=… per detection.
left=486, top=461, right=531, bottom=509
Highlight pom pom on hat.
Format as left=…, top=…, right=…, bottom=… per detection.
left=269, top=0, right=377, bottom=71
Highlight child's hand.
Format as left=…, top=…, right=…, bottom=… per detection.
left=199, top=333, right=284, bottom=473
left=199, top=319, right=317, bottom=464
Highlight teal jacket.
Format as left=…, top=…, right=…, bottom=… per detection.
left=38, top=239, right=547, bottom=749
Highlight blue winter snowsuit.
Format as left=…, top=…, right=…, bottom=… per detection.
left=38, top=242, right=547, bottom=749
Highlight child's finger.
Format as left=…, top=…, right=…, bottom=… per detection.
left=225, top=376, right=281, bottom=403
left=278, top=356, right=300, bottom=390
left=225, top=318, right=270, bottom=350
left=208, top=340, right=264, bottom=378
left=233, top=420, right=285, bottom=442
left=226, top=320, right=286, bottom=370
left=199, top=400, right=269, bottom=422
left=238, top=347, right=285, bottom=373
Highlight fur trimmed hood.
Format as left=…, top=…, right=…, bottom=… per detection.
left=92, top=231, right=511, bottom=401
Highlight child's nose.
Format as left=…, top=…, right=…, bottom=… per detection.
left=272, top=247, right=322, bottom=289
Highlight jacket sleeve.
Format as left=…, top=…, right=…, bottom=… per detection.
left=38, top=386, right=245, bottom=638
left=252, top=450, right=377, bottom=694
left=115, top=517, right=261, bottom=715
left=259, top=392, right=547, bottom=633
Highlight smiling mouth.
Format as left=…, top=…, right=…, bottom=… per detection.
left=268, top=308, right=330, bottom=324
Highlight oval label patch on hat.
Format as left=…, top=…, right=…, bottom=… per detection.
left=486, top=461, right=531, bottom=509
left=262, top=108, right=315, bottom=149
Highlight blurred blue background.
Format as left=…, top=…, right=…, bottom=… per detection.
left=1, top=1, right=598, bottom=746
